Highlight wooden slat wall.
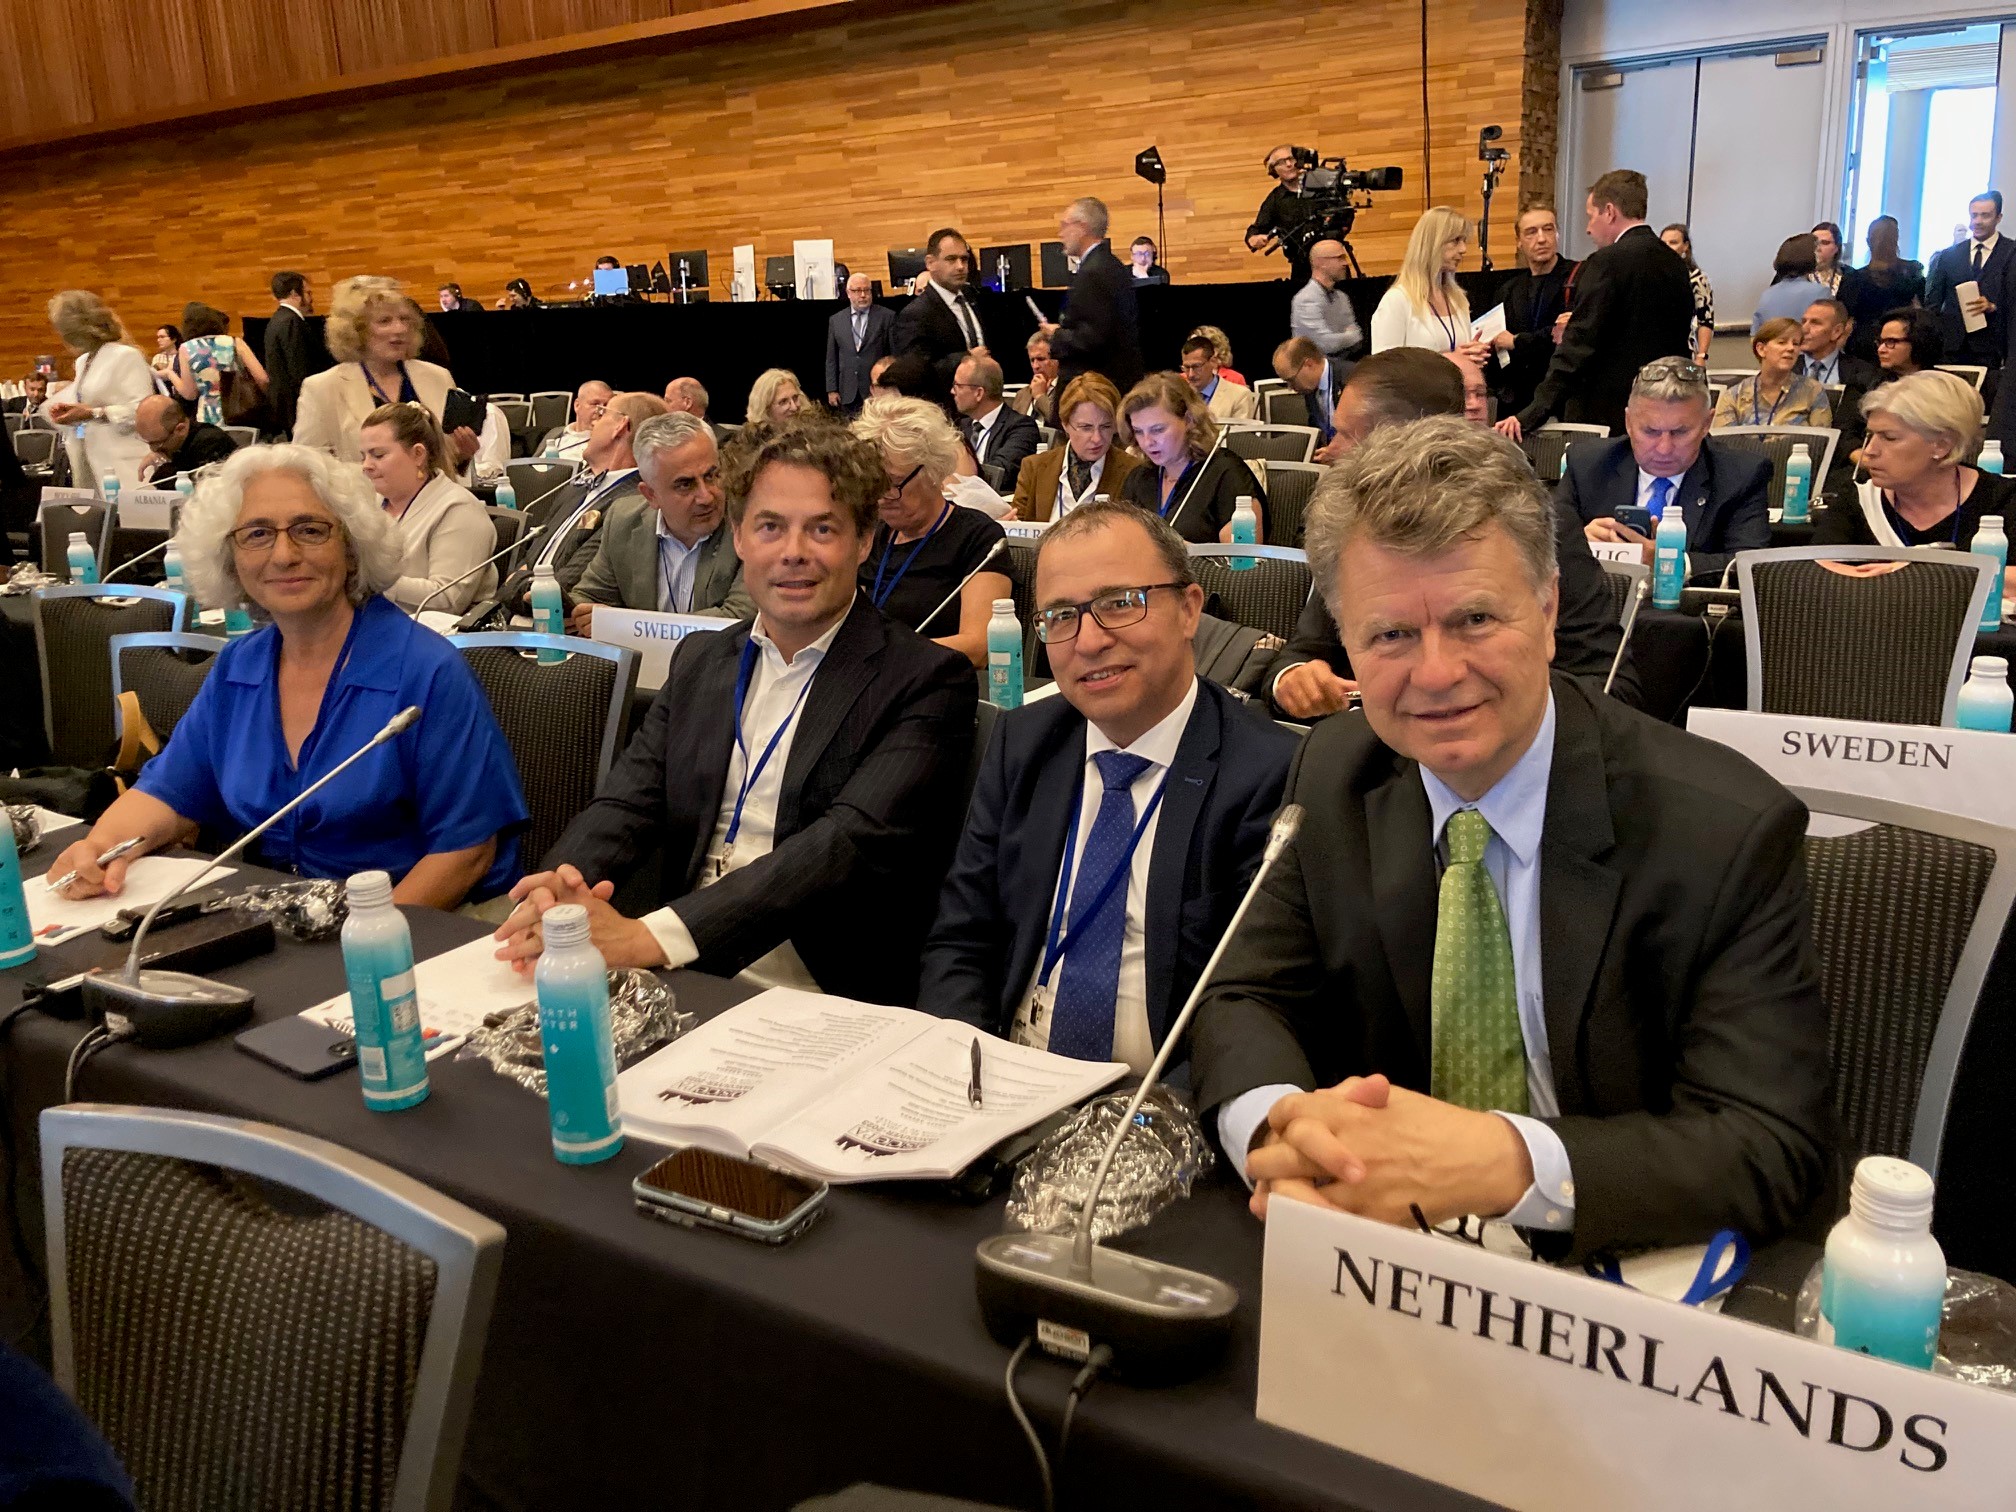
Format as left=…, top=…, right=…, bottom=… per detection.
left=0, top=0, right=1531, bottom=373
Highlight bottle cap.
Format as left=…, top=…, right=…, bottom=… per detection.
left=1791, top=443, right=1810, bottom=456
left=346, top=869, right=394, bottom=909
left=1235, top=495, right=1254, bottom=509
left=1848, top=1155, right=1935, bottom=1230
left=1979, top=515, right=2004, bottom=530
left=992, top=598, right=1015, bottom=616
left=543, top=902, right=590, bottom=949
left=533, top=562, right=557, bottom=580
left=1969, top=655, right=2008, bottom=679
left=67, top=532, right=86, bottom=546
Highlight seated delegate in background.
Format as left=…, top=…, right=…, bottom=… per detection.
left=48, top=445, right=527, bottom=910
left=1659, top=223, right=1715, bottom=364
left=745, top=368, right=807, bottom=436
left=1712, top=317, right=1832, bottom=430
left=1873, top=306, right=1944, bottom=384
left=1750, top=233, right=1829, bottom=333
left=919, top=499, right=1296, bottom=1072
left=1179, top=335, right=1258, bottom=422
left=1370, top=206, right=1491, bottom=366
left=852, top=397, right=1008, bottom=666
left=1189, top=325, right=1246, bottom=387
left=42, top=289, right=154, bottom=492
left=1844, top=216, right=1924, bottom=362
left=1127, top=236, right=1170, bottom=286
left=1195, top=416, right=1833, bottom=1258
left=1010, top=331, right=1060, bottom=427
left=951, top=354, right=1040, bottom=491
left=536, top=379, right=612, bottom=460
left=171, top=302, right=268, bottom=428
left=1118, top=371, right=1266, bottom=544
left=1272, top=336, right=1350, bottom=455
left=357, top=402, right=495, bottom=614
left=294, top=276, right=477, bottom=468
left=3, top=372, right=48, bottom=414
left=530, top=391, right=662, bottom=608
left=491, top=420, right=976, bottom=1004
left=496, top=278, right=540, bottom=311
left=1565, top=357, right=1771, bottom=586
left=1010, top=373, right=1140, bottom=524
left=136, top=393, right=237, bottom=486
left=569, top=411, right=754, bottom=631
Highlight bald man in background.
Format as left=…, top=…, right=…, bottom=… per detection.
left=136, top=393, right=237, bottom=483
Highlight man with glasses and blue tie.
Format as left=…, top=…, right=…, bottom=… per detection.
left=920, top=497, right=1296, bottom=1071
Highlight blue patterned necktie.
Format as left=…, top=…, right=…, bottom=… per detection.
left=1647, top=475, right=1674, bottom=524
left=1046, top=751, right=1154, bottom=1061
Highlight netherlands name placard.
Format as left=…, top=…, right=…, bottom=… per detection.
left=588, top=607, right=726, bottom=688
left=1257, top=1199, right=2016, bottom=1511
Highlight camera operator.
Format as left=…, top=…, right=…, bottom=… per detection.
left=1247, top=145, right=1321, bottom=285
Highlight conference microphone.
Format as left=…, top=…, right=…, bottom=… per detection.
left=975, top=804, right=1307, bottom=1383
left=409, top=521, right=550, bottom=619
left=918, top=537, right=1007, bottom=636
left=80, top=706, right=424, bottom=1047
left=1604, top=574, right=1649, bottom=696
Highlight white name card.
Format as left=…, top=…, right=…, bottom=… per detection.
left=35, top=488, right=98, bottom=516
left=119, top=489, right=179, bottom=532
left=1588, top=540, right=1641, bottom=564
left=1687, top=709, right=2016, bottom=830
left=1258, top=1198, right=2016, bottom=1512
left=1002, top=520, right=1050, bottom=540
left=588, top=606, right=725, bottom=689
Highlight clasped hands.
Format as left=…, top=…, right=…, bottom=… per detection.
left=491, top=863, right=667, bottom=977
left=1248, top=1074, right=1534, bottom=1229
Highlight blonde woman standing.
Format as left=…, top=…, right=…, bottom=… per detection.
left=294, top=276, right=473, bottom=466
left=41, top=291, right=155, bottom=490
left=1370, top=207, right=1490, bottom=364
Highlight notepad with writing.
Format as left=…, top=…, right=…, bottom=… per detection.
left=616, top=988, right=1126, bottom=1182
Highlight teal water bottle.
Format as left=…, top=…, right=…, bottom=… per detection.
left=1955, top=655, right=2013, bottom=732
left=1972, top=515, right=2006, bottom=630
left=535, top=904, right=624, bottom=1165
left=543, top=435, right=562, bottom=459
left=65, top=531, right=98, bottom=584
left=1652, top=510, right=1687, bottom=609
left=1818, top=1157, right=1944, bottom=1370
left=340, top=870, right=430, bottom=1111
left=0, top=819, right=36, bottom=970
left=162, top=540, right=187, bottom=592
left=224, top=604, right=255, bottom=637
left=531, top=562, right=566, bottom=665
left=1980, top=440, right=2004, bottom=477
left=986, top=597, right=1023, bottom=711
left=1782, top=443, right=1812, bottom=524
left=1229, top=495, right=1258, bottom=571
left=175, top=473, right=196, bottom=500
left=99, top=474, right=120, bottom=511
left=1557, top=447, right=1570, bottom=481
left=495, top=478, right=518, bottom=511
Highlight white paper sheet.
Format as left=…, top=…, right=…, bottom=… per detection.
left=300, top=932, right=533, bottom=1059
left=26, top=857, right=236, bottom=947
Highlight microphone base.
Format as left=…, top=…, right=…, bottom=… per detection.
left=83, top=970, right=255, bottom=1049
left=975, top=1231, right=1237, bottom=1385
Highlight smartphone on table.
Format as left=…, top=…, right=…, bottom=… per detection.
left=632, top=1147, right=827, bottom=1245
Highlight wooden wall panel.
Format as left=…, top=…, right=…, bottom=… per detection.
left=0, top=9, right=95, bottom=141
left=0, top=0, right=1532, bottom=372
left=83, top=0, right=216, bottom=121
left=492, top=0, right=672, bottom=50
left=195, top=0, right=342, bottom=99
left=328, top=0, right=498, bottom=77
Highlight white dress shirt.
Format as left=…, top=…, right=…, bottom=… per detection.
left=654, top=514, right=705, bottom=613
left=545, top=426, right=593, bottom=461
left=533, top=466, right=635, bottom=568
left=639, top=607, right=851, bottom=989
left=1968, top=232, right=2002, bottom=272
left=1011, top=678, right=1199, bottom=1075
left=967, top=402, right=1003, bottom=464
left=930, top=280, right=984, bottom=349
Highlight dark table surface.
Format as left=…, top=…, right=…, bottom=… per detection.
left=0, top=841, right=1499, bottom=1512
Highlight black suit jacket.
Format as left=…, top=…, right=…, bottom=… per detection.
left=825, top=304, right=897, bottom=408
left=1495, top=258, right=1578, bottom=413
left=1050, top=243, right=1145, bottom=396
left=1267, top=499, right=1640, bottom=712
left=893, top=284, right=990, bottom=410
left=1517, top=226, right=1693, bottom=436
left=1301, top=356, right=1352, bottom=439
left=1193, top=674, right=1834, bottom=1260
left=548, top=597, right=977, bottom=1005
left=263, top=305, right=312, bottom=438
left=962, top=405, right=1041, bottom=492
left=919, top=679, right=1297, bottom=1047
left=151, top=422, right=239, bottom=480
left=1557, top=436, right=1771, bottom=586
left=1925, top=236, right=2016, bottom=364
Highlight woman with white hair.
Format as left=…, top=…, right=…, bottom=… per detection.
left=294, top=276, right=476, bottom=466
left=851, top=397, right=1009, bottom=667
left=357, top=402, right=495, bottom=613
left=1370, top=207, right=1490, bottom=363
left=45, top=445, right=528, bottom=910
left=40, top=290, right=155, bottom=490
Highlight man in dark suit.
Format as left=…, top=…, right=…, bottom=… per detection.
left=1799, top=297, right=1882, bottom=489
left=920, top=499, right=1297, bottom=1068
left=952, top=355, right=1040, bottom=492
left=1497, top=170, right=1692, bottom=442
left=1924, top=191, right=2014, bottom=372
left=825, top=273, right=895, bottom=413
left=1486, top=205, right=1579, bottom=419
left=262, top=271, right=314, bottom=440
left=1560, top=357, right=1771, bottom=587
left=517, top=391, right=662, bottom=612
left=1271, top=337, right=1351, bottom=457
left=135, top=395, right=238, bottom=483
left=893, top=228, right=992, bottom=412
left=1039, top=197, right=1145, bottom=398
left=493, top=418, right=977, bottom=1006
left=2, top=373, right=47, bottom=415
left=1197, top=416, right=1833, bottom=1261
left=1268, top=348, right=1636, bottom=720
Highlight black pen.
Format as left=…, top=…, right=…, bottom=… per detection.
left=968, top=1036, right=984, bottom=1107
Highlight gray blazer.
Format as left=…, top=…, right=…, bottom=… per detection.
left=825, top=303, right=896, bottom=408
left=571, top=496, right=754, bottom=620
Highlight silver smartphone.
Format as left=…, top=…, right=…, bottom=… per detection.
left=632, top=1147, right=828, bottom=1245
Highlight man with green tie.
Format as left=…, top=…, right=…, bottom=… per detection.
left=1192, top=415, right=1834, bottom=1262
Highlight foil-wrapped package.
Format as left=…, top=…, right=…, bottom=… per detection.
left=231, top=879, right=349, bottom=941
left=1795, top=1260, right=2016, bottom=1393
left=458, top=970, right=692, bottom=1096
left=1, top=564, right=59, bottom=597
left=1006, top=1085, right=1214, bottom=1242
left=6, top=805, right=44, bottom=855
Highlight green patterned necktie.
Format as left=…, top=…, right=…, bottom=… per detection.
left=1430, top=809, right=1529, bottom=1114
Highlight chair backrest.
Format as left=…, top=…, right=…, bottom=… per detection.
left=110, top=631, right=226, bottom=747
left=43, top=1103, right=502, bottom=1512
left=1707, top=367, right=1757, bottom=387
left=528, top=392, right=571, bottom=434
left=221, top=425, right=257, bottom=450
left=1262, top=388, right=1309, bottom=425
left=486, top=392, right=525, bottom=403
left=1250, top=377, right=1289, bottom=400
left=505, top=460, right=579, bottom=526
left=13, top=428, right=58, bottom=471
left=2, top=411, right=20, bottom=436
left=1935, top=364, right=1988, bottom=391
left=490, top=399, right=532, bottom=432
left=1712, top=426, right=1841, bottom=512
left=997, top=537, right=1041, bottom=665
left=1187, top=544, right=1312, bottom=643
left=1789, top=790, right=2016, bottom=1173
left=1520, top=425, right=1606, bottom=483
left=484, top=507, right=529, bottom=573
left=449, top=633, right=639, bottom=867
left=1254, top=460, right=1324, bottom=549
left=1221, top=424, right=1316, bottom=464
left=1596, top=558, right=1648, bottom=628
left=1736, top=546, right=1992, bottom=725
left=33, top=585, right=187, bottom=766
left=39, top=500, right=114, bottom=577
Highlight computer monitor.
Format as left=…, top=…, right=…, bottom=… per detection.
left=665, top=250, right=710, bottom=295
left=765, top=255, right=798, bottom=298
left=625, top=263, right=651, bottom=293
left=1039, top=241, right=1072, bottom=288
left=887, top=248, right=929, bottom=288
left=978, top=244, right=1032, bottom=294
left=592, top=267, right=628, bottom=297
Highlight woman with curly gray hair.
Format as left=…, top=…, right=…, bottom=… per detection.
left=41, top=290, right=155, bottom=490
left=46, top=444, right=529, bottom=910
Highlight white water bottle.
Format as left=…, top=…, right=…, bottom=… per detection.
left=1955, top=655, right=2013, bottom=732
left=531, top=563, right=566, bottom=664
left=1818, top=1157, right=1944, bottom=1370
left=162, top=540, right=186, bottom=591
left=495, top=478, right=518, bottom=511
left=1972, top=515, right=2006, bottom=630
left=174, top=473, right=196, bottom=500
left=986, top=598, right=1023, bottom=711
left=1651, top=510, right=1687, bottom=609
left=65, top=531, right=97, bottom=584
left=1229, top=495, right=1258, bottom=571
left=99, top=474, right=120, bottom=510
left=1782, top=444, right=1812, bottom=523
left=1980, top=440, right=2005, bottom=476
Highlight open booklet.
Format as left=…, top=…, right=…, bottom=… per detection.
left=616, top=988, right=1126, bottom=1183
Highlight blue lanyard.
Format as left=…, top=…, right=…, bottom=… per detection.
left=1747, top=379, right=1790, bottom=428
left=363, top=361, right=416, bottom=407
left=1587, top=1229, right=1749, bottom=1306
left=1432, top=302, right=1460, bottom=351
left=1036, top=770, right=1170, bottom=988
left=1158, top=459, right=1200, bottom=520
left=871, top=502, right=950, bottom=608
left=723, top=635, right=817, bottom=849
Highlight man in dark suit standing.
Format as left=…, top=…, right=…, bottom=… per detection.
left=1497, top=170, right=1692, bottom=442
left=262, top=271, right=314, bottom=440
left=920, top=498, right=1296, bottom=1069
left=1196, top=416, right=1832, bottom=1260
left=892, top=228, right=991, bottom=412
left=1040, top=197, right=1145, bottom=398
left=1924, top=191, right=2014, bottom=375
left=825, top=272, right=895, bottom=413
left=1559, top=357, right=1771, bottom=586
left=952, top=355, right=1040, bottom=492
left=493, top=418, right=977, bottom=1006
left=1486, top=205, right=1579, bottom=419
